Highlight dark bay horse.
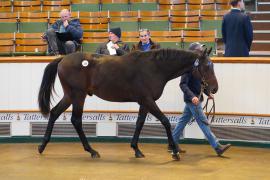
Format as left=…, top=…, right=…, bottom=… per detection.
left=38, top=48, right=218, bottom=160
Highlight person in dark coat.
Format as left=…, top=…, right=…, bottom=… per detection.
left=131, top=29, right=160, bottom=52
left=95, top=27, right=130, bottom=56
left=222, top=0, right=253, bottom=57
left=42, top=9, right=83, bottom=56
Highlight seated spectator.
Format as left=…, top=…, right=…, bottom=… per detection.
left=42, top=9, right=83, bottom=56
left=131, top=29, right=160, bottom=52
left=96, top=27, right=130, bottom=56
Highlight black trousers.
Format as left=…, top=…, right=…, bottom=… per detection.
left=46, top=28, right=80, bottom=55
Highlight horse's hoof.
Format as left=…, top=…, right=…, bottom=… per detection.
left=172, top=152, right=180, bottom=161
left=91, top=152, right=101, bottom=158
left=135, top=152, right=145, bottom=158
left=38, top=145, right=45, bottom=154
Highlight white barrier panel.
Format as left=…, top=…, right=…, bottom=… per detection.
left=0, top=62, right=269, bottom=141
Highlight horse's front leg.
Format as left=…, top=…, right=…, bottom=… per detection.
left=131, top=105, right=148, bottom=158
left=144, top=98, right=180, bottom=160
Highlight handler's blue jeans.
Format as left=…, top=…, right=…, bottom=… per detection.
left=172, top=102, right=219, bottom=149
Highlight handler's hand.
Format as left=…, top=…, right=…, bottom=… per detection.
left=192, top=97, right=199, bottom=105
left=208, top=93, right=214, bottom=99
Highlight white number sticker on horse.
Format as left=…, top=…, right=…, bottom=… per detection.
left=82, top=60, right=89, bottom=67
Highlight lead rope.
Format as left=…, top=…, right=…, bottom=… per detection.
left=188, top=79, right=215, bottom=126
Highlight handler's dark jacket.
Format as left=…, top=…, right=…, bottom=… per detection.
left=50, top=18, right=83, bottom=43
left=222, top=9, right=253, bottom=57
left=180, top=72, right=209, bottom=103
left=95, top=40, right=130, bottom=56
left=131, top=39, right=160, bottom=51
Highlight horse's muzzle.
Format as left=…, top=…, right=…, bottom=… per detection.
left=211, top=87, right=218, bottom=94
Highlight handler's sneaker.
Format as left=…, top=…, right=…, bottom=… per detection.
left=215, top=143, right=231, bottom=156
left=167, top=145, right=186, bottom=153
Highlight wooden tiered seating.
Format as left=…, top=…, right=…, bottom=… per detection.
left=13, top=0, right=41, bottom=12
left=215, top=0, right=230, bottom=10
left=200, top=10, right=228, bottom=20
left=130, top=0, right=158, bottom=11
left=0, top=12, right=17, bottom=33
left=0, top=1, right=12, bottom=12
left=159, top=0, right=186, bottom=11
left=0, top=33, right=14, bottom=55
left=110, top=11, right=139, bottom=31
left=15, top=33, right=47, bottom=55
left=101, top=0, right=129, bottom=11
left=79, top=11, right=109, bottom=32
left=139, top=11, right=169, bottom=31
left=71, top=0, right=100, bottom=12
left=121, top=31, right=138, bottom=42
left=18, top=12, right=48, bottom=33
left=82, top=31, right=108, bottom=53
left=151, top=30, right=182, bottom=48
left=170, top=10, right=200, bottom=30
left=42, top=0, right=71, bottom=12
left=200, top=10, right=228, bottom=38
left=181, top=30, right=217, bottom=55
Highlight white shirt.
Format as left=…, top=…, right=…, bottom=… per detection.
left=106, top=41, right=117, bottom=55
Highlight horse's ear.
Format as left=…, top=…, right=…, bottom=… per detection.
left=199, top=48, right=208, bottom=64
left=202, top=48, right=208, bottom=57
left=207, top=47, right=212, bottom=56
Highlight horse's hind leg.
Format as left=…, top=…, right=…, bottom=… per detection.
left=71, top=92, right=100, bottom=158
left=131, top=105, right=148, bottom=158
left=143, top=98, right=180, bottom=160
left=38, top=96, right=71, bottom=154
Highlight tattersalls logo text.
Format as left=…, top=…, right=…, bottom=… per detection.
left=258, top=117, right=270, bottom=125
left=212, top=116, right=247, bottom=125
left=0, top=113, right=14, bottom=121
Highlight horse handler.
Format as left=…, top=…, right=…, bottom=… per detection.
left=169, top=42, right=231, bottom=156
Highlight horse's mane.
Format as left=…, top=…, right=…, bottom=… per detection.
left=127, top=48, right=197, bottom=62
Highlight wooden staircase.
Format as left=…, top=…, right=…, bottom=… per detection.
left=257, top=0, right=270, bottom=11
left=250, top=4, right=270, bottom=56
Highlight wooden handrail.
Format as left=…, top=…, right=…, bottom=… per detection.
left=71, top=0, right=100, bottom=4
left=0, top=56, right=270, bottom=64
left=130, top=0, right=157, bottom=3
left=0, top=109, right=269, bottom=117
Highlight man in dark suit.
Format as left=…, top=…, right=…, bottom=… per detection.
left=222, top=0, right=253, bottom=57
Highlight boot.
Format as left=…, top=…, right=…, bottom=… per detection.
left=167, top=145, right=186, bottom=153
left=215, top=143, right=231, bottom=156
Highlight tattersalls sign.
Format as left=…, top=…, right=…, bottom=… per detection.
left=0, top=112, right=269, bottom=128
left=210, top=115, right=270, bottom=128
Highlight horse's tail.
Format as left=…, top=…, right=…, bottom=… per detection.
left=38, top=57, right=63, bottom=117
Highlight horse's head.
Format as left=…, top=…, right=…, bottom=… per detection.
left=192, top=47, right=218, bottom=94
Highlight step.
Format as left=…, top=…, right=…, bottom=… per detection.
left=257, top=3, right=270, bottom=11
left=250, top=12, right=270, bottom=20
left=251, top=41, right=270, bottom=51
left=216, top=50, right=270, bottom=57
left=253, top=30, right=270, bottom=40
left=252, top=21, right=270, bottom=30
left=249, top=51, right=270, bottom=57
